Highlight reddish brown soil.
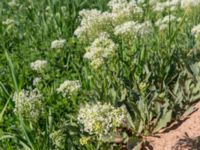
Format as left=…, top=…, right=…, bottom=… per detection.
left=142, top=102, right=200, bottom=150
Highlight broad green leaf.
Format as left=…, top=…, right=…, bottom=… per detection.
left=154, top=110, right=172, bottom=133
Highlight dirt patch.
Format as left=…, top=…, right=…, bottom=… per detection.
left=142, top=102, right=200, bottom=150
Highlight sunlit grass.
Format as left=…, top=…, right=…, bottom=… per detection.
left=1, top=0, right=200, bottom=149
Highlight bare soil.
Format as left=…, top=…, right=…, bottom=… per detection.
left=142, top=102, right=200, bottom=150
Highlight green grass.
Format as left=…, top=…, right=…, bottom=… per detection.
left=1, top=0, right=200, bottom=149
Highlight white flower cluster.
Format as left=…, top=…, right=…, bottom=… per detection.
left=191, top=24, right=200, bottom=47
left=8, top=0, right=18, bottom=7
left=13, top=89, right=42, bottom=122
left=76, top=0, right=197, bottom=69
left=191, top=24, right=200, bottom=38
left=84, top=32, right=117, bottom=69
left=2, top=18, right=17, bottom=31
left=181, top=0, right=200, bottom=9
left=74, top=0, right=144, bottom=42
left=57, top=80, right=81, bottom=96
left=155, top=15, right=177, bottom=31
left=74, top=9, right=113, bottom=42
left=153, top=0, right=180, bottom=12
left=74, top=0, right=155, bottom=69
left=50, top=130, right=65, bottom=149
left=152, top=0, right=200, bottom=11
left=114, top=20, right=152, bottom=38
left=51, top=39, right=66, bottom=49
left=77, top=102, right=128, bottom=140
left=2, top=19, right=16, bottom=26
left=108, top=0, right=143, bottom=25
left=30, top=60, right=47, bottom=72
left=33, top=77, right=42, bottom=86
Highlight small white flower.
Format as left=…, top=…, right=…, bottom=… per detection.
left=159, top=24, right=169, bottom=31
left=33, top=77, right=42, bottom=86
left=181, top=0, right=200, bottom=8
left=108, top=0, right=143, bottom=25
left=114, top=21, right=138, bottom=36
left=114, top=20, right=152, bottom=38
left=30, top=60, right=47, bottom=72
left=57, top=80, right=81, bottom=96
left=191, top=24, right=200, bottom=38
left=13, top=89, right=43, bottom=122
left=77, top=102, right=128, bottom=140
left=51, top=39, right=66, bottom=49
left=162, top=15, right=177, bottom=24
left=149, top=0, right=157, bottom=5
left=50, top=130, right=65, bottom=149
left=90, top=58, right=104, bottom=69
left=153, top=0, right=180, bottom=12
left=153, top=2, right=166, bottom=12
left=84, top=32, right=117, bottom=69
left=74, top=9, right=113, bottom=42
left=155, top=15, right=177, bottom=31
left=8, top=0, right=18, bottom=7
left=2, top=19, right=16, bottom=26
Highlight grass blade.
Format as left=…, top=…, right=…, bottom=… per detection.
left=19, top=116, right=36, bottom=150
left=0, top=98, right=10, bottom=123
left=4, top=50, right=19, bottom=92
